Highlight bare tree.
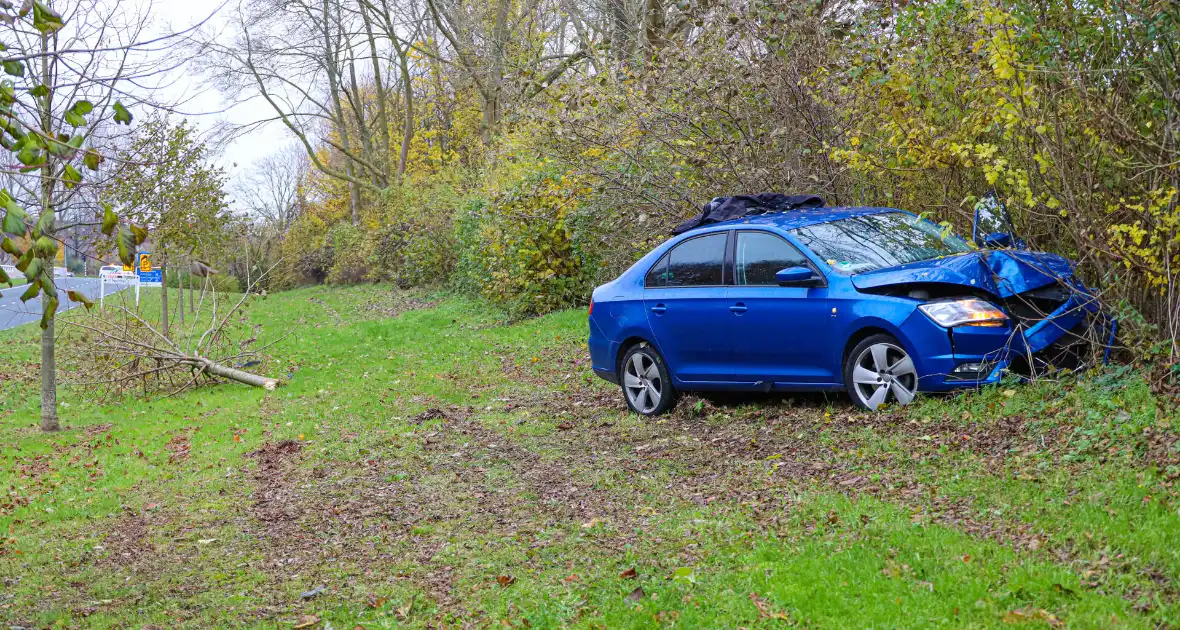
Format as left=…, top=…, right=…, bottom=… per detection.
left=233, top=144, right=309, bottom=234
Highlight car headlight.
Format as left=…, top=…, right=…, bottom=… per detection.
left=919, top=298, right=1008, bottom=328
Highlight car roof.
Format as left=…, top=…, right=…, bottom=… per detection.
left=702, top=206, right=903, bottom=232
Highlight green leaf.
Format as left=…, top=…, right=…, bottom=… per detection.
left=66, top=289, right=94, bottom=310
left=33, top=207, right=52, bottom=237
left=31, top=1, right=64, bottom=34
left=0, top=264, right=8, bottom=284
left=67, top=134, right=84, bottom=149
left=130, top=223, right=148, bottom=244
left=84, top=149, right=103, bottom=171
left=62, top=164, right=80, bottom=188
left=64, top=110, right=85, bottom=127
left=23, top=258, right=41, bottom=284
left=0, top=236, right=15, bottom=256
left=2, top=201, right=27, bottom=235
left=28, top=84, right=48, bottom=98
left=16, top=144, right=40, bottom=166
left=39, top=267, right=55, bottom=298
left=70, top=100, right=93, bottom=115
left=2, top=60, right=22, bottom=77
left=117, top=226, right=137, bottom=266
left=33, top=235, right=55, bottom=257
left=112, top=100, right=132, bottom=125
left=101, top=202, right=117, bottom=235
left=14, top=246, right=32, bottom=271
left=19, top=279, right=39, bottom=303
left=40, top=296, right=57, bottom=329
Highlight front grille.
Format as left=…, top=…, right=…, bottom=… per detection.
left=1002, top=284, right=1071, bottom=326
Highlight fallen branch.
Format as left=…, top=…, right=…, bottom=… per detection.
left=60, top=261, right=287, bottom=398
left=194, top=356, right=278, bottom=390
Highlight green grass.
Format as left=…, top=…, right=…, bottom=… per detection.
left=1, top=284, right=1177, bottom=628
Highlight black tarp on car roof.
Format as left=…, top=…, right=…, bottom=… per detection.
left=671, top=193, right=825, bottom=235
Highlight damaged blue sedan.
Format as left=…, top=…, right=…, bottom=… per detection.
left=588, top=194, right=1114, bottom=414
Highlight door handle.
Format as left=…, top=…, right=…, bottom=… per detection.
left=729, top=303, right=748, bottom=314
left=651, top=303, right=667, bottom=315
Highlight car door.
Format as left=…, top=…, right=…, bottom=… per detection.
left=643, top=231, right=733, bottom=383
left=726, top=230, right=836, bottom=385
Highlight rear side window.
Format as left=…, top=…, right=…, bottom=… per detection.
left=734, top=231, right=810, bottom=286
left=645, top=232, right=727, bottom=287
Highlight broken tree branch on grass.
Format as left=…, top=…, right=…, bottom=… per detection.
left=61, top=262, right=290, bottom=397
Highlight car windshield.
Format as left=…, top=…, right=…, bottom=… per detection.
left=790, top=212, right=972, bottom=274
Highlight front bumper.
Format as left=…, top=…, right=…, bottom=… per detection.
left=907, top=289, right=1107, bottom=393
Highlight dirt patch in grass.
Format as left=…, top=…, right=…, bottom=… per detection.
left=100, top=511, right=154, bottom=567
left=362, top=288, right=437, bottom=319
left=246, top=440, right=305, bottom=529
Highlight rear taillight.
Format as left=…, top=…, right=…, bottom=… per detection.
left=588, top=300, right=594, bottom=316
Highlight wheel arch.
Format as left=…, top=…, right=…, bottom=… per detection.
left=842, top=324, right=902, bottom=367
left=616, top=335, right=660, bottom=374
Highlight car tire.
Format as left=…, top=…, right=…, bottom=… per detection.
left=844, top=333, right=920, bottom=411
left=620, top=343, right=678, bottom=416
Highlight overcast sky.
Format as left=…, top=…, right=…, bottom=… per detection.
left=144, top=0, right=290, bottom=187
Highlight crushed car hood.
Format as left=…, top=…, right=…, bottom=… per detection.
left=851, top=250, right=1075, bottom=298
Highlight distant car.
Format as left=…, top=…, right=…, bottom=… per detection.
left=588, top=196, right=1112, bottom=414
left=53, top=267, right=73, bottom=278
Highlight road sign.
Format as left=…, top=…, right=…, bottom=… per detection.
left=138, top=269, right=163, bottom=286
left=135, top=252, right=162, bottom=287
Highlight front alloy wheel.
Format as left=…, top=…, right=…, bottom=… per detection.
left=846, top=336, right=919, bottom=410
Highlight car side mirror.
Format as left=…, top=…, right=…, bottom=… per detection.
left=776, top=266, right=821, bottom=287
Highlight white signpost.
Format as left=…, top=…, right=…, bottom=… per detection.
left=99, top=266, right=140, bottom=307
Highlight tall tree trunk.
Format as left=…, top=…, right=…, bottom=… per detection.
left=177, top=264, right=185, bottom=327
left=392, top=37, right=414, bottom=179
left=323, top=0, right=360, bottom=224
left=40, top=301, right=58, bottom=431
left=481, top=0, right=511, bottom=144
left=361, top=4, right=392, bottom=171
left=39, top=29, right=58, bottom=432
left=608, top=0, right=632, bottom=64
left=347, top=56, right=381, bottom=188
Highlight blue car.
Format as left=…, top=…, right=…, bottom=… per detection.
left=588, top=197, right=1109, bottom=414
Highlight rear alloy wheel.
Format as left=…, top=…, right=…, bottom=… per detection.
left=845, top=334, right=919, bottom=411
left=620, top=344, right=677, bottom=416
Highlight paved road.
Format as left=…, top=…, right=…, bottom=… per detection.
left=0, top=277, right=133, bottom=331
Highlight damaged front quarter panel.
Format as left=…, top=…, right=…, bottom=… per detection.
left=855, top=248, right=1107, bottom=382
left=850, top=249, right=1076, bottom=299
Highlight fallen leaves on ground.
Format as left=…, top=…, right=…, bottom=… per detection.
left=626, top=586, right=645, bottom=603
left=1002, top=608, right=1062, bottom=626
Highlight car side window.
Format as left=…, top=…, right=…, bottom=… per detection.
left=734, top=231, right=810, bottom=286
left=644, top=254, right=669, bottom=287
left=647, top=232, right=727, bottom=287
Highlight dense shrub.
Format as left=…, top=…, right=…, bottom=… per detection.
left=453, top=167, right=592, bottom=316
left=369, top=182, right=459, bottom=288
left=325, top=222, right=371, bottom=285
